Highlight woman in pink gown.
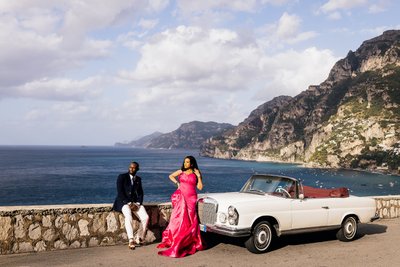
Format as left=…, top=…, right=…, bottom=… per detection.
left=157, top=155, right=205, bottom=257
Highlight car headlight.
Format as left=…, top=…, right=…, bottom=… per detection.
left=219, top=213, right=227, bottom=223
left=227, top=206, right=239, bottom=225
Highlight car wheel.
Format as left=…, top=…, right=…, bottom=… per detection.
left=336, top=216, right=358, bottom=242
left=245, top=221, right=273, bottom=253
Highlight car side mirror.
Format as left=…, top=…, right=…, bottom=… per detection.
left=299, top=193, right=304, bottom=200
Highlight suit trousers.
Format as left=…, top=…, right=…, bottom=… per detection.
left=121, top=204, right=149, bottom=240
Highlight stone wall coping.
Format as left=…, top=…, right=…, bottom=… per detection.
left=371, top=195, right=400, bottom=199
left=1, top=195, right=398, bottom=212
left=0, top=202, right=172, bottom=217
left=0, top=203, right=112, bottom=212
left=0, top=202, right=172, bottom=212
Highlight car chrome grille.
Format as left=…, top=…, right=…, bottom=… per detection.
left=197, top=198, right=218, bottom=225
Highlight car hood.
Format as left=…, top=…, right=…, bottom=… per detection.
left=198, top=191, right=288, bottom=215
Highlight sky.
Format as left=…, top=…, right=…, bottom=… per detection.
left=0, top=0, right=399, bottom=146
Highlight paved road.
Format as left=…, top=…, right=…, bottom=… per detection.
left=1, top=218, right=399, bottom=267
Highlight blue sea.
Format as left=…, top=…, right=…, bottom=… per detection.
left=0, top=146, right=399, bottom=206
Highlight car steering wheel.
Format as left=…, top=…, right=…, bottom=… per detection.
left=275, top=187, right=291, bottom=198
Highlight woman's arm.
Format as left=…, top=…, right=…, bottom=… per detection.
left=194, top=169, right=203, bottom=190
left=169, top=170, right=182, bottom=187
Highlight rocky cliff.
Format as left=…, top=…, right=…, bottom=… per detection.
left=118, top=121, right=234, bottom=149
left=201, top=30, right=400, bottom=174
left=115, top=131, right=163, bottom=147
left=148, top=121, right=234, bottom=149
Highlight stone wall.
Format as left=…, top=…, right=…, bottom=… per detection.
left=0, top=203, right=172, bottom=255
left=1, top=196, right=399, bottom=255
left=374, top=196, right=400, bottom=219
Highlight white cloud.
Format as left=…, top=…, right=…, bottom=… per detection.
left=121, top=26, right=263, bottom=91
left=368, top=1, right=389, bottom=14
left=10, top=76, right=104, bottom=101
left=287, top=31, right=318, bottom=44
left=60, top=0, right=166, bottom=33
left=177, top=0, right=293, bottom=14
left=257, top=47, right=338, bottom=98
left=138, top=18, right=159, bottom=30
left=0, top=0, right=166, bottom=96
left=261, top=0, right=292, bottom=5
left=319, top=0, right=368, bottom=13
left=19, top=11, right=61, bottom=34
left=175, top=0, right=295, bottom=27
left=146, top=0, right=170, bottom=12
left=113, top=84, right=250, bottom=135
left=276, top=12, right=301, bottom=39
left=256, top=13, right=317, bottom=49
left=177, top=0, right=259, bottom=13
left=317, top=0, right=372, bottom=20
left=51, top=102, right=90, bottom=117
left=117, top=31, right=145, bottom=50
left=24, top=102, right=90, bottom=122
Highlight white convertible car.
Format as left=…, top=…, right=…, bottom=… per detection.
left=197, top=174, right=379, bottom=253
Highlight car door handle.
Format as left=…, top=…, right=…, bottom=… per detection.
left=322, top=206, right=329, bottom=209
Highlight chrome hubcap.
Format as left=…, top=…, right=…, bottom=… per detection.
left=346, top=223, right=353, bottom=233
left=344, top=218, right=356, bottom=239
left=257, top=231, right=267, bottom=244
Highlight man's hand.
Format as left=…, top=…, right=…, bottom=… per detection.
left=129, top=202, right=140, bottom=211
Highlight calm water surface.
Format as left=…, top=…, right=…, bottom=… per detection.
left=0, top=146, right=399, bottom=206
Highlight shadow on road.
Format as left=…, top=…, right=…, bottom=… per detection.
left=201, top=232, right=246, bottom=250
left=358, top=222, right=387, bottom=236
left=275, top=222, right=387, bottom=250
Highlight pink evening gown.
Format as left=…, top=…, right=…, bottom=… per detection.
left=157, top=172, right=205, bottom=257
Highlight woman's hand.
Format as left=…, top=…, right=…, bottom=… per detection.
left=194, top=169, right=203, bottom=190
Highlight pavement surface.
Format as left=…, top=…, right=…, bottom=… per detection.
left=1, top=218, right=399, bottom=267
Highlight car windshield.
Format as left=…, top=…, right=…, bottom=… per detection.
left=240, top=175, right=296, bottom=198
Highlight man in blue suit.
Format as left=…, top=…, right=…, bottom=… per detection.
left=113, top=161, right=149, bottom=250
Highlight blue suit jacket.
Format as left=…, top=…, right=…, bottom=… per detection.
left=112, top=172, right=144, bottom=212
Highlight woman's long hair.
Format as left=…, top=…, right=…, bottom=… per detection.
left=181, top=155, right=199, bottom=171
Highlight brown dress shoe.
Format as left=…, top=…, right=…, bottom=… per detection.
left=135, top=237, right=145, bottom=246
left=128, top=239, right=136, bottom=250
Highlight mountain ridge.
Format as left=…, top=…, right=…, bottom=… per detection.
left=116, top=121, right=234, bottom=149
left=200, top=30, right=400, bottom=174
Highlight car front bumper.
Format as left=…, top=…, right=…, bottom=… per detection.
left=199, top=224, right=251, bottom=237
left=370, top=213, right=380, bottom=222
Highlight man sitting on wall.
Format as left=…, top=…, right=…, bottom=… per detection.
left=113, top=161, right=149, bottom=250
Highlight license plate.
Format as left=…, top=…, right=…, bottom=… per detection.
left=199, top=224, right=207, bottom=232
